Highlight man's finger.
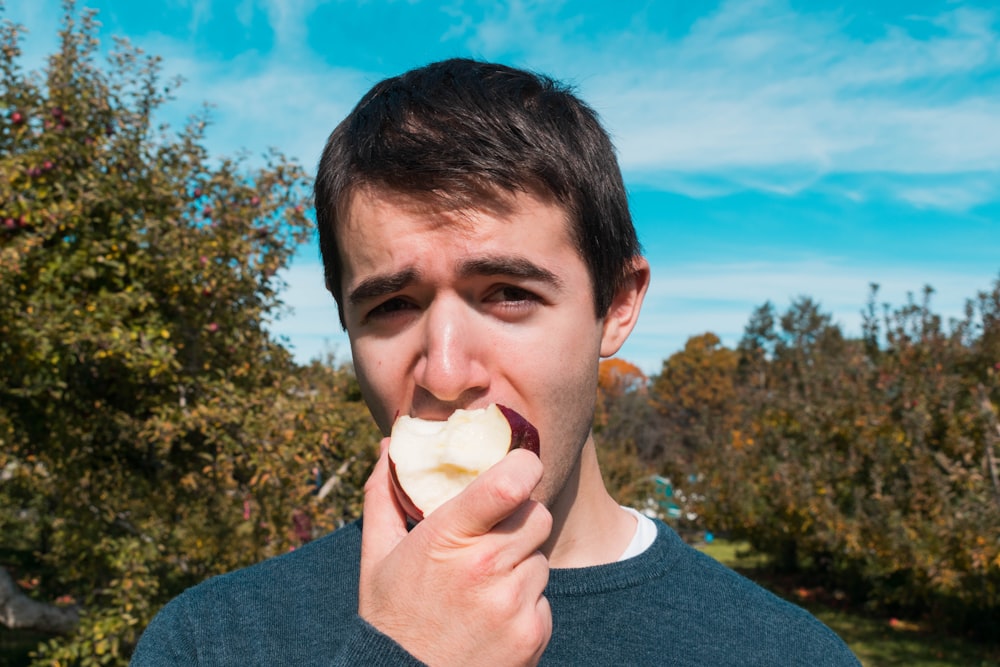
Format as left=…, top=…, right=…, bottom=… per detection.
left=431, top=448, right=543, bottom=540
left=359, top=438, right=409, bottom=577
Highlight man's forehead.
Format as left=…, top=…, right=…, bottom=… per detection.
left=337, top=187, right=476, bottom=252
left=337, top=183, right=578, bottom=282
left=338, top=182, right=566, bottom=231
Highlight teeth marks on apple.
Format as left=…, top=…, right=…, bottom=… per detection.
left=495, top=404, right=540, bottom=456
left=388, top=404, right=540, bottom=521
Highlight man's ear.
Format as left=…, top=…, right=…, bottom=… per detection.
left=599, top=257, right=651, bottom=358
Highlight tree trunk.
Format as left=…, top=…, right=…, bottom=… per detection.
left=977, top=385, right=1000, bottom=507
left=0, top=567, right=79, bottom=634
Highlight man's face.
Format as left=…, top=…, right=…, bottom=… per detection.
left=338, top=186, right=613, bottom=508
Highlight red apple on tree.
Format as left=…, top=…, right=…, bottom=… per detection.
left=388, top=404, right=540, bottom=521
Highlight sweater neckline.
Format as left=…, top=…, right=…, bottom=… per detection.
left=544, top=520, right=677, bottom=598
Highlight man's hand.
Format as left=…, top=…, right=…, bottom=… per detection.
left=359, top=439, right=553, bottom=666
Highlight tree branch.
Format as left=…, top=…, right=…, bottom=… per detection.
left=0, top=567, right=79, bottom=634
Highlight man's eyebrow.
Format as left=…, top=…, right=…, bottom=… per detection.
left=348, top=268, right=420, bottom=305
left=459, top=255, right=563, bottom=289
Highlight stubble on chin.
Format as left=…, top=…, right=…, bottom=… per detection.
left=533, top=423, right=593, bottom=513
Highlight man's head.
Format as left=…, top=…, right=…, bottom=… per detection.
left=318, top=59, right=650, bottom=517
left=314, top=58, right=640, bottom=326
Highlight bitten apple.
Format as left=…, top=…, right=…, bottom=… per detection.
left=388, top=404, right=540, bottom=521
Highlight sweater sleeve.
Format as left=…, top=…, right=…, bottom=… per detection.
left=131, top=593, right=427, bottom=666
left=130, top=595, right=200, bottom=666
left=329, top=616, right=427, bottom=666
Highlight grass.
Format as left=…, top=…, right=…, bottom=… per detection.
left=696, top=539, right=1000, bottom=667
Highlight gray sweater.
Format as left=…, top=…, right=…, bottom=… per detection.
left=131, top=519, right=860, bottom=666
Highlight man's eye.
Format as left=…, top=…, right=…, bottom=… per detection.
left=367, top=297, right=416, bottom=319
left=486, top=285, right=540, bottom=304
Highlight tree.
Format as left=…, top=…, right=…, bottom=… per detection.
left=650, top=332, right=739, bottom=465
left=695, top=287, right=1000, bottom=635
left=594, top=357, right=646, bottom=430
left=592, top=359, right=658, bottom=515
left=0, top=5, right=378, bottom=663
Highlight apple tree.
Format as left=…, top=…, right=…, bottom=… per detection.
left=649, top=332, right=739, bottom=472
left=695, top=287, right=1000, bottom=635
left=0, top=5, right=378, bottom=664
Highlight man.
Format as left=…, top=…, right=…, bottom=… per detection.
left=132, top=59, right=859, bottom=666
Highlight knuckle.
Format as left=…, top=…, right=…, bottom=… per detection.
left=488, top=472, right=528, bottom=508
left=512, top=610, right=550, bottom=657
left=486, top=582, right=521, bottom=618
left=465, top=549, right=501, bottom=584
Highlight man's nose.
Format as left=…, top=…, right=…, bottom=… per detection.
left=413, top=298, right=490, bottom=407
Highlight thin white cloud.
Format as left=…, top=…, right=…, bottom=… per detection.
left=132, top=35, right=372, bottom=170
left=445, top=0, right=1000, bottom=210
left=895, top=175, right=1000, bottom=210
left=594, top=8, right=1000, bottom=177
left=258, top=0, right=322, bottom=52
left=183, top=0, right=214, bottom=34
left=235, top=0, right=255, bottom=28
left=18, top=0, right=999, bottom=209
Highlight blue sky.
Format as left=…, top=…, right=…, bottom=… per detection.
left=7, top=0, right=1000, bottom=374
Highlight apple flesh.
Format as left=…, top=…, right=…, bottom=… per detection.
left=388, top=404, right=540, bottom=521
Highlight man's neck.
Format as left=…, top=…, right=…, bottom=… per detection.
left=542, top=436, right=638, bottom=569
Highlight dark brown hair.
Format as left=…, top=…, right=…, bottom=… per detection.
left=314, top=58, right=640, bottom=326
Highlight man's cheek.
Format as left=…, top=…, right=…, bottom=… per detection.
left=352, top=358, right=395, bottom=434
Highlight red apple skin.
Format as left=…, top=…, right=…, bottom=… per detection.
left=388, top=404, right=539, bottom=522
left=496, top=404, right=540, bottom=456
left=388, top=456, right=427, bottom=522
